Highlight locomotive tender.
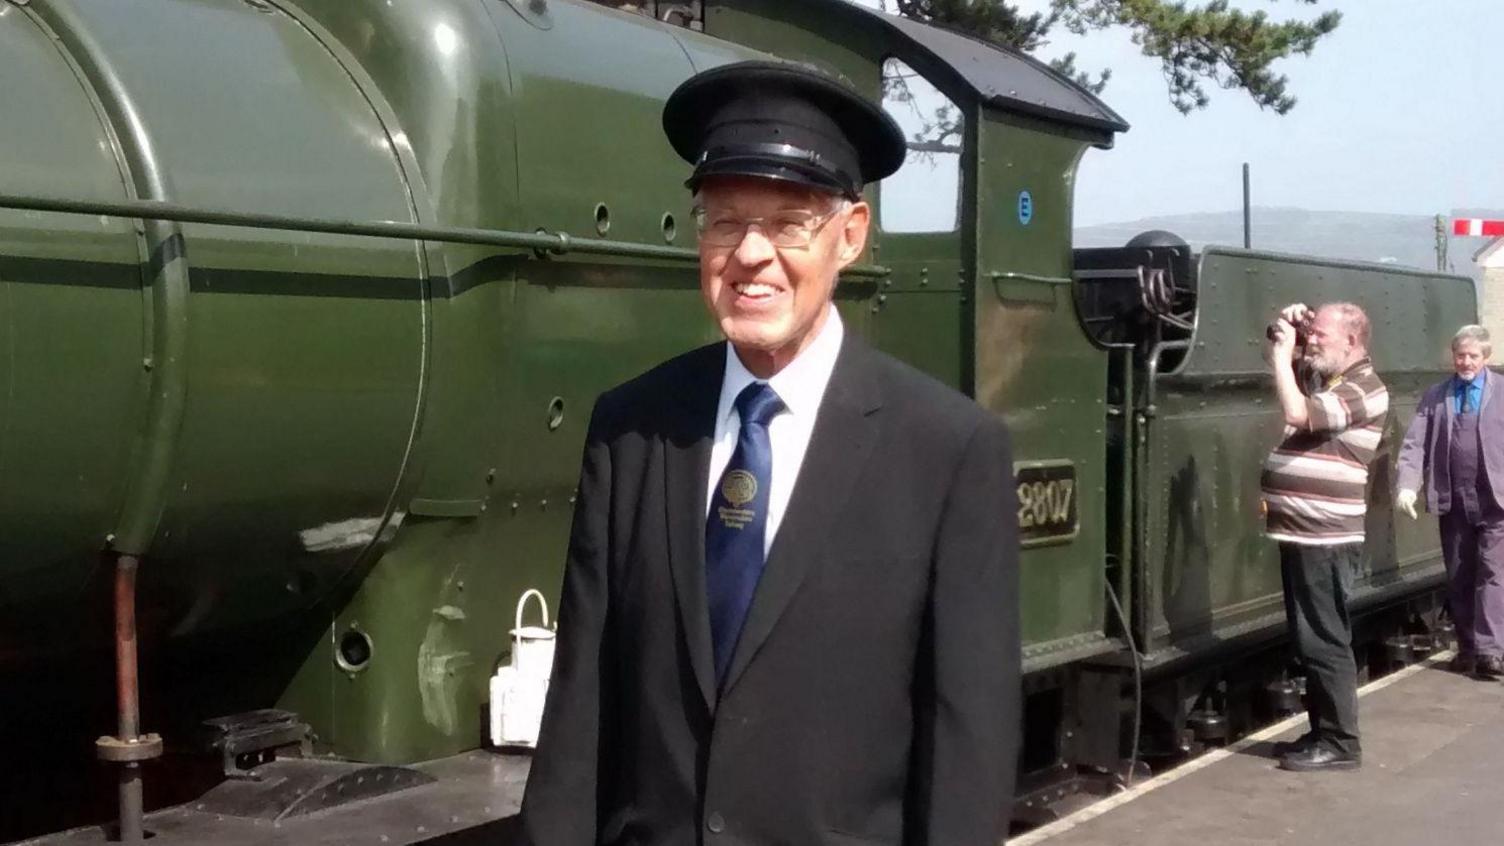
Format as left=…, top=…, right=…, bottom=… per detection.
left=0, top=0, right=1474, bottom=839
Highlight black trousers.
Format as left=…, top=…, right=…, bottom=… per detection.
left=1278, top=541, right=1362, bottom=756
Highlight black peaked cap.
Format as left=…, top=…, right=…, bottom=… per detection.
left=663, top=60, right=906, bottom=199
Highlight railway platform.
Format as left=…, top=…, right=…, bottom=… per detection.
left=1015, top=652, right=1504, bottom=846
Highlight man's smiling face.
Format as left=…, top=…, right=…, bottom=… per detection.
left=695, top=175, right=868, bottom=377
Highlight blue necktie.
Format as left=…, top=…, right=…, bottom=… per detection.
left=705, top=382, right=784, bottom=687
left=1458, top=380, right=1476, bottom=414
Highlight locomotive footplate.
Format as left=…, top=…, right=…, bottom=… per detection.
left=20, top=752, right=531, bottom=845
left=192, top=759, right=436, bottom=821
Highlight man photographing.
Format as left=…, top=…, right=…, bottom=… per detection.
left=1260, top=302, right=1389, bottom=772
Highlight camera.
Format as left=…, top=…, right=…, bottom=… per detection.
left=1266, top=313, right=1312, bottom=344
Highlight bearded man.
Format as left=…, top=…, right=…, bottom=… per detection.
left=1261, top=301, right=1389, bottom=772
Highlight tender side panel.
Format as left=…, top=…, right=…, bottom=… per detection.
left=1139, top=249, right=1475, bottom=653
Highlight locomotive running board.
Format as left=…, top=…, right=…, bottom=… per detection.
left=192, top=759, right=436, bottom=821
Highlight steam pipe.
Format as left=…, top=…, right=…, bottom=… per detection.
left=1144, top=339, right=1193, bottom=418
left=97, top=554, right=161, bottom=843
left=113, top=554, right=144, bottom=844
left=0, top=190, right=892, bottom=278
left=114, top=555, right=141, bottom=744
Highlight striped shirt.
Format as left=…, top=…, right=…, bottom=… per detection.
left=1261, top=357, right=1389, bottom=545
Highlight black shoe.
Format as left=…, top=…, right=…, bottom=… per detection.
left=1272, top=732, right=1318, bottom=757
left=1450, top=654, right=1475, bottom=674
left=1474, top=655, right=1503, bottom=679
left=1278, top=746, right=1361, bottom=772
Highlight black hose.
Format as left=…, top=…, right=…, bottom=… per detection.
left=1104, top=579, right=1142, bottom=788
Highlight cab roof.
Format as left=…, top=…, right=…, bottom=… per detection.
left=796, top=0, right=1130, bottom=138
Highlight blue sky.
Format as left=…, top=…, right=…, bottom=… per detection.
left=857, top=1, right=1504, bottom=227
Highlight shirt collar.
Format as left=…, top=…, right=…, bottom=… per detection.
left=716, top=307, right=844, bottom=425
left=1458, top=369, right=1487, bottom=388
left=1329, top=356, right=1373, bottom=386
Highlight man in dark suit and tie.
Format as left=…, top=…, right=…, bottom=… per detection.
left=519, top=61, right=1020, bottom=846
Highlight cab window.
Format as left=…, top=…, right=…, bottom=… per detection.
left=878, top=57, right=961, bottom=233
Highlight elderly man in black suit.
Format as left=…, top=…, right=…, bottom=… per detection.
left=519, top=61, right=1020, bottom=846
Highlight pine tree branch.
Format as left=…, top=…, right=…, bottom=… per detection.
left=891, top=0, right=1340, bottom=115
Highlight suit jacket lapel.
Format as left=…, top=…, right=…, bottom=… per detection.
left=1481, top=368, right=1496, bottom=415
left=1445, top=375, right=1458, bottom=430
left=720, top=335, right=883, bottom=697
left=664, top=344, right=724, bottom=713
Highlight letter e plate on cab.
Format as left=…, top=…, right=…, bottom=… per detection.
left=1014, top=461, right=1078, bottom=547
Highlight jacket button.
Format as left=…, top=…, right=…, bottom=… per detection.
left=706, top=812, right=726, bottom=833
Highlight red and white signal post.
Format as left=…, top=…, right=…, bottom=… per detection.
left=1454, top=218, right=1504, bottom=237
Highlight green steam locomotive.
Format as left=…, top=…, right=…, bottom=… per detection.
left=0, top=0, right=1473, bottom=840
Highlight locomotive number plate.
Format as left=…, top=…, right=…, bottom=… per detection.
left=1014, top=462, right=1078, bottom=546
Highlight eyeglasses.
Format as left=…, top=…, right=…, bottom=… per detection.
left=692, top=206, right=842, bottom=249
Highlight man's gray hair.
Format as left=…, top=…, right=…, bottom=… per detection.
left=1452, top=324, right=1492, bottom=356
left=1321, top=302, right=1371, bottom=350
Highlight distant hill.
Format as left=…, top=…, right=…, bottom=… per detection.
left=1075, top=207, right=1504, bottom=282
